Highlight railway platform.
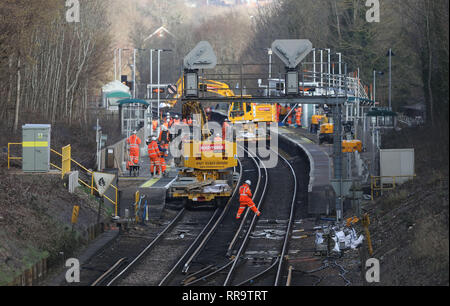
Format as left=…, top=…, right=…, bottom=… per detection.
left=273, top=125, right=334, bottom=215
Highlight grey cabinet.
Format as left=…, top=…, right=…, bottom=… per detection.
left=22, top=124, right=51, bottom=172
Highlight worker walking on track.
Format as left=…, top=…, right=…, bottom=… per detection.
left=127, top=130, right=141, bottom=166
left=147, top=136, right=160, bottom=176
left=236, top=180, right=261, bottom=220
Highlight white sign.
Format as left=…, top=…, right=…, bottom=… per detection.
left=167, top=84, right=177, bottom=95
left=93, top=172, right=116, bottom=196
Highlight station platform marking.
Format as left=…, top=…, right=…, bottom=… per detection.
left=140, top=177, right=160, bottom=188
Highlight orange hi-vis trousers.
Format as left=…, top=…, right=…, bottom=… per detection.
left=150, top=157, right=161, bottom=174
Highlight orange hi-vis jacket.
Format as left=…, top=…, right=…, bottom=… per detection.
left=239, top=184, right=253, bottom=202
left=295, top=107, right=302, bottom=125
left=147, top=141, right=160, bottom=160
left=152, top=120, right=158, bottom=131
left=127, top=134, right=141, bottom=163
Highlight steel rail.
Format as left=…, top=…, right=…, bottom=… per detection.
left=173, top=158, right=244, bottom=276
left=105, top=208, right=186, bottom=286
left=226, top=146, right=264, bottom=256
left=223, top=148, right=269, bottom=286
left=224, top=147, right=298, bottom=287
left=91, top=258, right=127, bottom=286
left=158, top=208, right=221, bottom=286
left=272, top=147, right=298, bottom=286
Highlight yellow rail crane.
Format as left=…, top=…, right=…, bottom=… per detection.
left=167, top=96, right=239, bottom=209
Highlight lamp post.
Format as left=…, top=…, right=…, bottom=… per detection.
left=268, top=48, right=273, bottom=79
left=386, top=49, right=395, bottom=110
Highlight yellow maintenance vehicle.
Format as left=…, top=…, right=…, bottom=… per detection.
left=167, top=99, right=239, bottom=209
left=317, top=115, right=363, bottom=152
left=200, top=79, right=277, bottom=141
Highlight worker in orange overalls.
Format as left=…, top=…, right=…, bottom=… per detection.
left=158, top=142, right=167, bottom=175
left=147, top=136, right=160, bottom=176
left=222, top=119, right=230, bottom=140
left=159, top=125, right=170, bottom=155
left=295, top=106, right=302, bottom=127
left=127, top=130, right=141, bottom=166
left=236, top=180, right=261, bottom=219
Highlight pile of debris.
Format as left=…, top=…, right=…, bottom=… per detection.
left=315, top=218, right=365, bottom=255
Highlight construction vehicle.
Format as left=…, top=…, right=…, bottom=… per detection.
left=200, top=79, right=277, bottom=141
left=167, top=98, right=239, bottom=209
left=318, top=118, right=363, bottom=152
left=319, top=122, right=334, bottom=144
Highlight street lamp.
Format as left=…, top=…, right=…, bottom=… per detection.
left=268, top=48, right=273, bottom=79
left=386, top=49, right=395, bottom=110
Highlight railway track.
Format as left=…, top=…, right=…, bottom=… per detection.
left=179, top=145, right=299, bottom=286
left=90, top=159, right=243, bottom=286
left=90, top=141, right=302, bottom=287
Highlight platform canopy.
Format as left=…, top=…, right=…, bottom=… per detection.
left=106, top=91, right=132, bottom=99
left=118, top=98, right=149, bottom=107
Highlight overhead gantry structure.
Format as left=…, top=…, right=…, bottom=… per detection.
left=178, top=39, right=376, bottom=221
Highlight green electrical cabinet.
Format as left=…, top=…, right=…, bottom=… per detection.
left=22, top=124, right=51, bottom=172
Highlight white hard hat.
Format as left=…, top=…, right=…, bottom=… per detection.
left=152, top=136, right=157, bottom=141
left=132, top=130, right=137, bottom=134
left=175, top=115, right=179, bottom=118
left=245, top=180, right=251, bottom=186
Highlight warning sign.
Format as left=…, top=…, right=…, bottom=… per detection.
left=93, top=172, right=116, bottom=196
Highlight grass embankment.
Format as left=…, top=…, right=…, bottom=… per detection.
left=364, top=124, right=449, bottom=285
left=0, top=165, right=110, bottom=285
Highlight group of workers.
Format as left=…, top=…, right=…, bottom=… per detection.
left=276, top=104, right=303, bottom=127
left=127, top=113, right=194, bottom=177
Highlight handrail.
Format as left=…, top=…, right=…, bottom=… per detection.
left=7, top=143, right=23, bottom=169
left=371, top=175, right=416, bottom=200
left=8, top=143, right=119, bottom=217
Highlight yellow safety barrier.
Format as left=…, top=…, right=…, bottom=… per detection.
left=7, top=143, right=23, bottom=169
left=370, top=175, right=416, bottom=200
left=8, top=143, right=119, bottom=217
left=62, top=145, right=71, bottom=179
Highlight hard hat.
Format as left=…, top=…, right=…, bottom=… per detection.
left=152, top=136, right=157, bottom=141
left=245, top=180, right=251, bottom=186
left=175, top=115, right=179, bottom=119
left=132, top=130, right=137, bottom=134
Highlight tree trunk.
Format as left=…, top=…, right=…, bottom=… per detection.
left=13, top=56, right=21, bottom=133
